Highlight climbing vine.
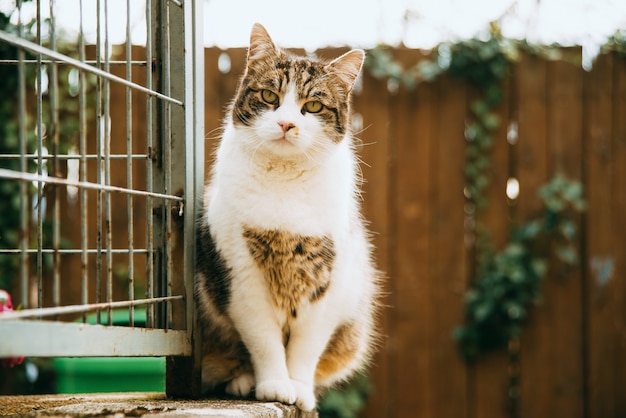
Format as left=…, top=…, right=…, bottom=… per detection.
left=454, top=176, right=585, bottom=360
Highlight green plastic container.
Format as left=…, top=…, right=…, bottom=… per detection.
left=53, top=309, right=165, bottom=394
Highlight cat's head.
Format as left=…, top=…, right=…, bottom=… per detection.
left=230, top=23, right=364, bottom=159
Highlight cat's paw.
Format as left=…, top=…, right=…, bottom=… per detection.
left=225, top=373, right=255, bottom=397
left=291, top=379, right=316, bottom=411
left=255, top=379, right=296, bottom=405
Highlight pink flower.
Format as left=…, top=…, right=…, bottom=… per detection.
left=0, top=289, right=13, bottom=312
left=0, top=289, right=25, bottom=368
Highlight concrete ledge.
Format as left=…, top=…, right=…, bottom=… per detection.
left=0, top=393, right=319, bottom=417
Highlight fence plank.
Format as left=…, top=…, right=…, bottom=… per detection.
left=609, top=53, right=626, bottom=417
left=517, top=52, right=585, bottom=418
left=387, top=49, right=437, bottom=418
left=430, top=74, right=469, bottom=418
left=354, top=73, right=392, bottom=418
left=544, top=55, right=585, bottom=418
left=585, top=52, right=626, bottom=418
left=515, top=53, right=550, bottom=418
left=584, top=50, right=613, bottom=418
left=203, top=48, right=248, bottom=179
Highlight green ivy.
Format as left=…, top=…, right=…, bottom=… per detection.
left=450, top=36, right=511, bottom=220
left=603, top=29, right=626, bottom=57
left=318, top=373, right=371, bottom=418
left=0, top=6, right=31, bottom=292
left=454, top=176, right=585, bottom=360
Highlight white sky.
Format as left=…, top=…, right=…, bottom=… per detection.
left=6, top=0, right=626, bottom=51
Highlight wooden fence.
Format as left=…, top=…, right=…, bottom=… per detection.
left=202, top=47, right=626, bottom=418
left=59, top=47, right=625, bottom=417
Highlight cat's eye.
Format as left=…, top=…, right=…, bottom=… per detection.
left=303, top=100, right=323, bottom=114
left=261, top=89, right=279, bottom=105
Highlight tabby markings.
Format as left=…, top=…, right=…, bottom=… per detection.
left=243, top=226, right=335, bottom=317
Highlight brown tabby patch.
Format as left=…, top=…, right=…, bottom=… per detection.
left=243, top=226, right=335, bottom=317
left=197, top=298, right=253, bottom=391
left=315, top=322, right=360, bottom=382
left=231, top=51, right=352, bottom=143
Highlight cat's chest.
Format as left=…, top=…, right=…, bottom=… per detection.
left=214, top=164, right=351, bottom=235
left=218, top=180, right=343, bottom=235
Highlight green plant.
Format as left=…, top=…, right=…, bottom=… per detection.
left=449, top=36, right=512, bottom=216
left=0, top=7, right=28, bottom=292
left=454, top=176, right=585, bottom=360
left=318, top=373, right=372, bottom=418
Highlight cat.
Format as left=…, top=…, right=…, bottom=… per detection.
left=195, top=23, right=380, bottom=412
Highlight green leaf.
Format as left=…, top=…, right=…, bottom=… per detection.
left=416, top=60, right=442, bottom=82
left=474, top=302, right=493, bottom=322
left=471, top=100, right=490, bottom=117
left=518, top=220, right=542, bottom=240
left=505, top=302, right=526, bottom=320
left=560, top=220, right=577, bottom=240
left=483, top=113, right=500, bottom=130
left=557, top=245, right=578, bottom=265
left=531, top=259, right=548, bottom=277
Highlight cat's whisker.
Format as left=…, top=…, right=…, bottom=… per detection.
left=205, top=126, right=225, bottom=142
left=350, top=123, right=372, bottom=138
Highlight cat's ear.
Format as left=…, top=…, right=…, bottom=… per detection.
left=248, top=23, right=279, bottom=63
left=327, top=49, right=365, bottom=91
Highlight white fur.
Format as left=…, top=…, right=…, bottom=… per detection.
left=204, top=85, right=376, bottom=411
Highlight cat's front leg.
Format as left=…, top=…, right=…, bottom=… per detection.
left=242, top=329, right=296, bottom=405
left=286, top=306, right=338, bottom=411
left=228, top=276, right=296, bottom=405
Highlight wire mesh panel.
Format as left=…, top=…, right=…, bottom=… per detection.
left=0, top=0, right=203, bottom=395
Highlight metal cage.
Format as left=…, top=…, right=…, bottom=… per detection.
left=0, top=0, right=204, bottom=396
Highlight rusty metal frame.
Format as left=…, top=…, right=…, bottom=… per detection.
left=0, top=0, right=203, bottom=396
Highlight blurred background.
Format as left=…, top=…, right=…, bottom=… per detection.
left=1, top=1, right=625, bottom=417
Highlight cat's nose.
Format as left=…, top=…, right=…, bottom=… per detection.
left=278, top=121, right=295, bottom=133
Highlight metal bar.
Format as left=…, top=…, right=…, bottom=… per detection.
left=0, top=296, right=183, bottom=321
left=0, top=31, right=183, bottom=106
left=79, top=0, right=89, bottom=323
left=49, top=0, right=61, bottom=311
left=187, top=0, right=204, bottom=334
left=104, top=0, right=113, bottom=326
left=0, top=321, right=191, bottom=357
left=36, top=0, right=44, bottom=311
left=0, top=249, right=152, bottom=255
left=184, top=0, right=204, bottom=329
left=184, top=0, right=205, bottom=392
left=126, top=0, right=135, bottom=327
left=95, top=0, right=103, bottom=323
left=0, top=154, right=150, bottom=160
left=17, top=0, right=29, bottom=310
left=164, top=0, right=173, bottom=329
left=145, top=0, right=155, bottom=329
left=0, top=59, right=148, bottom=66
left=0, top=169, right=184, bottom=201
